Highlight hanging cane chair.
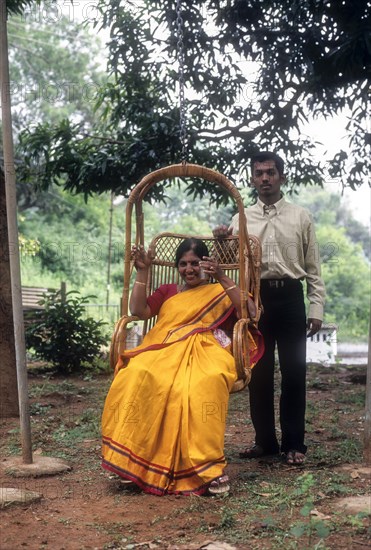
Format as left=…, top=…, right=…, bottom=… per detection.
left=109, top=163, right=262, bottom=392
left=109, top=2, right=262, bottom=392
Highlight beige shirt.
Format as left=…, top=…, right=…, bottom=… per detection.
left=229, top=197, right=325, bottom=320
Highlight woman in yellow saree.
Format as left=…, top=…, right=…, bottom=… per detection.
left=102, top=239, right=263, bottom=495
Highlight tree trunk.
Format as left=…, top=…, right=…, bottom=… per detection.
left=364, top=309, right=371, bottom=465
left=0, top=169, right=19, bottom=417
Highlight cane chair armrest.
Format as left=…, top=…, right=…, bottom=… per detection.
left=231, top=318, right=252, bottom=393
left=110, top=315, right=141, bottom=370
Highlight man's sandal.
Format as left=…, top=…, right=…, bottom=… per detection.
left=239, top=444, right=265, bottom=459
left=239, top=444, right=279, bottom=459
left=285, top=450, right=306, bottom=466
left=208, top=475, right=230, bottom=495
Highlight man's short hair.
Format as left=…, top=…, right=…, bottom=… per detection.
left=251, top=151, right=285, bottom=176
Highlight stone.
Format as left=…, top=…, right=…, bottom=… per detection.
left=335, top=496, right=371, bottom=514
left=2, top=455, right=71, bottom=477
left=0, top=487, right=42, bottom=506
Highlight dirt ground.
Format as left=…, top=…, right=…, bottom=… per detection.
left=1, top=362, right=370, bottom=550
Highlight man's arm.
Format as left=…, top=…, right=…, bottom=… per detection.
left=303, top=214, right=326, bottom=336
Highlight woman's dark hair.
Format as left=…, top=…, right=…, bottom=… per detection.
left=175, top=238, right=209, bottom=267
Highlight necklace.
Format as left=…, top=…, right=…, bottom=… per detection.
left=177, top=281, right=208, bottom=293
left=177, top=284, right=188, bottom=293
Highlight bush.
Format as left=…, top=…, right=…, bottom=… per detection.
left=26, top=291, right=108, bottom=374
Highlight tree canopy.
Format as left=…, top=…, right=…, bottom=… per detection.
left=6, top=0, right=39, bottom=15
left=7, top=9, right=104, bottom=130
left=3, top=1, right=106, bottom=212
left=15, top=0, right=371, bottom=202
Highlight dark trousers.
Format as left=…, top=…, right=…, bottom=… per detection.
left=249, top=279, right=307, bottom=454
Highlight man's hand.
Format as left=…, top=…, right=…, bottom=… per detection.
left=212, top=224, right=232, bottom=238
left=307, top=318, right=322, bottom=338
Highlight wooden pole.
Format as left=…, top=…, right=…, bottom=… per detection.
left=106, top=193, right=114, bottom=309
left=0, top=0, right=33, bottom=463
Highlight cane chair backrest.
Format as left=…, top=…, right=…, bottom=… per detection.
left=143, top=232, right=261, bottom=334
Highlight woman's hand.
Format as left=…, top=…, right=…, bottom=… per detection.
left=130, top=245, right=154, bottom=272
left=200, top=256, right=243, bottom=317
left=199, top=256, right=224, bottom=280
left=129, top=245, right=154, bottom=320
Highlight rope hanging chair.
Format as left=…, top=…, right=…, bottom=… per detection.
left=109, top=3, right=262, bottom=393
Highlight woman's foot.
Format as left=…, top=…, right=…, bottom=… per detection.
left=208, top=475, right=230, bottom=495
left=285, top=450, right=306, bottom=465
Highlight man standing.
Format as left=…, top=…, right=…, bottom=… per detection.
left=214, top=151, right=325, bottom=464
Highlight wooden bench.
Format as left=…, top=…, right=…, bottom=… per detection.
left=22, top=283, right=66, bottom=326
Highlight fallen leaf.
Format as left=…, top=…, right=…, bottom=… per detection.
left=310, top=509, right=331, bottom=520
left=199, top=542, right=237, bottom=550
left=260, top=481, right=271, bottom=487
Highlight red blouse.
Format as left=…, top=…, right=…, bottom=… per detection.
left=147, top=284, right=178, bottom=316
left=146, top=283, right=237, bottom=336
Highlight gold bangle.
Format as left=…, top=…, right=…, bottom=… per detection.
left=135, top=281, right=147, bottom=286
left=225, top=284, right=237, bottom=291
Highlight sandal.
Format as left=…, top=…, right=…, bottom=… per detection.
left=239, top=444, right=279, bottom=459
left=208, top=475, right=230, bottom=495
left=285, top=450, right=306, bottom=466
left=119, top=478, right=135, bottom=486
left=239, top=444, right=264, bottom=459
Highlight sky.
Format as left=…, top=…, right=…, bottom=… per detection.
left=304, top=115, right=370, bottom=228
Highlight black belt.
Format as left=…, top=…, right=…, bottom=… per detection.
left=261, top=278, right=302, bottom=288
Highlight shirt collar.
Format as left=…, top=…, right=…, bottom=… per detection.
left=257, top=195, right=286, bottom=214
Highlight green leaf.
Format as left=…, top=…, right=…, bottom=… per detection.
left=290, top=523, right=306, bottom=537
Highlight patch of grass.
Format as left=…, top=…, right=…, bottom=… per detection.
left=58, top=517, right=73, bottom=525
left=228, top=392, right=252, bottom=426
left=29, top=381, right=62, bottom=398
left=335, top=391, right=365, bottom=407
left=306, top=400, right=321, bottom=422
left=29, top=379, right=91, bottom=398
left=52, top=408, right=100, bottom=448
left=328, top=424, right=345, bottom=440
left=193, top=469, right=369, bottom=548
left=2, top=427, right=21, bottom=455
left=218, top=505, right=237, bottom=529
left=307, top=377, right=330, bottom=391
left=91, top=521, right=130, bottom=535
left=29, top=402, right=53, bottom=416
left=336, top=438, right=363, bottom=463
left=179, top=494, right=207, bottom=513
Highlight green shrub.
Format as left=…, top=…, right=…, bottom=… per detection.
left=26, top=291, right=108, bottom=374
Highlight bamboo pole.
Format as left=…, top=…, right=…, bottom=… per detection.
left=0, top=0, right=33, bottom=463
left=106, top=193, right=114, bottom=309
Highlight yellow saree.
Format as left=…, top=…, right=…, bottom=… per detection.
left=102, top=283, right=241, bottom=495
